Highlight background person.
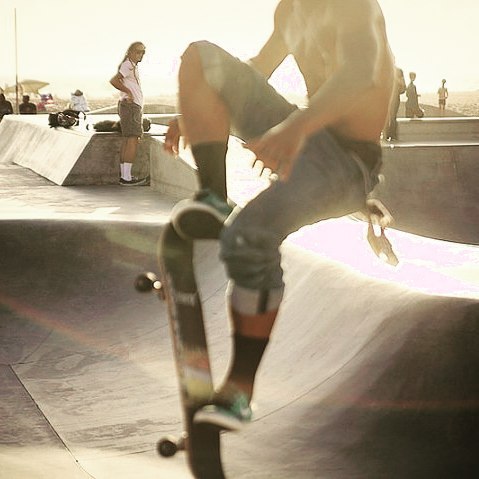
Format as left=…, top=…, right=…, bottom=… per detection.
left=405, top=72, right=424, bottom=118
left=19, top=95, right=37, bottom=115
left=69, top=89, right=90, bottom=114
left=110, top=41, right=148, bottom=186
left=0, top=93, right=13, bottom=121
left=37, top=93, right=54, bottom=113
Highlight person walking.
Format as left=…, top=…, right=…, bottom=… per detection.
left=110, top=41, right=148, bottom=186
left=164, top=0, right=396, bottom=430
left=405, top=72, right=424, bottom=118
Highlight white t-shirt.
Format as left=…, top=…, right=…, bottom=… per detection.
left=70, top=94, right=89, bottom=112
left=118, top=59, right=143, bottom=107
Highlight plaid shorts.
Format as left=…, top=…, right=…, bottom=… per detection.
left=118, top=100, right=143, bottom=137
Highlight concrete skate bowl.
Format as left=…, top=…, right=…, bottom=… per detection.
left=1, top=218, right=478, bottom=479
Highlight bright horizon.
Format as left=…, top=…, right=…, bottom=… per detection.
left=1, top=0, right=478, bottom=99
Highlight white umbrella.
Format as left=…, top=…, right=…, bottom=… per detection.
left=3, top=79, right=49, bottom=95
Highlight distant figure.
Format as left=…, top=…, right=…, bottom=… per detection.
left=36, top=98, right=47, bottom=112
left=0, top=93, right=13, bottom=121
left=69, top=89, right=90, bottom=114
left=19, top=95, right=37, bottom=115
left=405, top=72, right=424, bottom=118
left=110, top=41, right=148, bottom=186
left=384, top=67, right=406, bottom=140
left=437, top=79, right=448, bottom=116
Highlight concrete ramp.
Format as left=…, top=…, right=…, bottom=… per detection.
left=1, top=217, right=478, bottom=478
left=0, top=115, right=92, bottom=185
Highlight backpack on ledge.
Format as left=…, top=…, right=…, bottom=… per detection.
left=48, top=111, right=78, bottom=129
left=92, top=120, right=121, bottom=132
left=92, top=118, right=151, bottom=133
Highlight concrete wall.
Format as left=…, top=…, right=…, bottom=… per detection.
left=0, top=115, right=195, bottom=198
left=0, top=115, right=92, bottom=185
left=374, top=142, right=479, bottom=244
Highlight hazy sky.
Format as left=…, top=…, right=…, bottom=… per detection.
left=1, top=0, right=478, bottom=98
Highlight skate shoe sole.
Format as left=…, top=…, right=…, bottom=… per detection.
left=171, top=200, right=228, bottom=240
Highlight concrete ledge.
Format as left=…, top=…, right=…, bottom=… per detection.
left=395, top=116, right=479, bottom=143
left=0, top=115, right=194, bottom=196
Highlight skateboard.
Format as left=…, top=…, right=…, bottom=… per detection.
left=135, top=223, right=226, bottom=479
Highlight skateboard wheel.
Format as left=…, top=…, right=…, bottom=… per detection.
left=157, top=437, right=178, bottom=457
left=134, top=272, right=162, bottom=294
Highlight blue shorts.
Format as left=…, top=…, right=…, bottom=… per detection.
left=195, top=41, right=382, bottom=291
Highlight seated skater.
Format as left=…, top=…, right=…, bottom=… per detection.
left=164, top=0, right=395, bottom=431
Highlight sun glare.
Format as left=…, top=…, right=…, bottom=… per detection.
left=1, top=0, right=478, bottom=96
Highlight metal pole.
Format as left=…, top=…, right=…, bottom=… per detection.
left=14, top=8, right=19, bottom=114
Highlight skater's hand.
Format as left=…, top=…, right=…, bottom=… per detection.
left=244, top=122, right=306, bottom=180
left=164, top=117, right=182, bottom=154
left=124, top=90, right=134, bottom=103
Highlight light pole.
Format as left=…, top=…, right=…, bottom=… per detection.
left=14, top=8, right=19, bottom=114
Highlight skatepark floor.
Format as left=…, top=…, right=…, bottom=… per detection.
left=1, top=160, right=478, bottom=479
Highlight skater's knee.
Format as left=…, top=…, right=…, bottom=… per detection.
left=181, top=41, right=200, bottom=63
left=220, top=225, right=284, bottom=290
left=180, top=41, right=214, bottom=69
left=179, top=42, right=204, bottom=82
left=179, top=41, right=221, bottom=94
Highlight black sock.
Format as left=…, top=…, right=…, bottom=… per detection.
left=191, top=142, right=228, bottom=200
left=228, top=334, right=269, bottom=390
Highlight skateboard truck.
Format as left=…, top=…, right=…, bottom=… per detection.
left=358, top=198, right=399, bottom=267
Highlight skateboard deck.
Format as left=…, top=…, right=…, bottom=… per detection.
left=137, top=223, right=225, bottom=478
